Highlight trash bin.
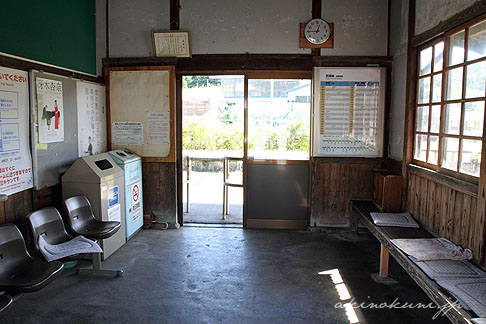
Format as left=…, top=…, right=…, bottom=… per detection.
left=62, top=153, right=126, bottom=260
left=108, top=149, right=143, bottom=240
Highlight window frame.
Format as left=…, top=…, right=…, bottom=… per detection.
left=413, top=16, right=486, bottom=183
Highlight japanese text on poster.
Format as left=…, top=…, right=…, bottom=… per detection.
left=0, top=67, right=33, bottom=194
left=112, top=122, right=144, bottom=146
left=36, top=77, right=64, bottom=143
left=147, top=112, right=169, bottom=145
left=77, top=82, right=107, bottom=157
left=313, top=67, right=384, bottom=157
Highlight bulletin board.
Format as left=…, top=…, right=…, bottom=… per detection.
left=30, top=70, right=107, bottom=189
left=0, top=67, right=33, bottom=195
left=312, top=67, right=386, bottom=157
left=105, top=66, right=175, bottom=162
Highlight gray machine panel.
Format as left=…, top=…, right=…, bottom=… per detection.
left=247, top=163, right=309, bottom=221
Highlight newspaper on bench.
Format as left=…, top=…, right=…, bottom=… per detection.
left=390, top=238, right=473, bottom=261
left=38, top=235, right=103, bottom=262
left=370, top=212, right=419, bottom=228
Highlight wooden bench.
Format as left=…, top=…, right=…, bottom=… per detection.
left=351, top=199, right=475, bottom=324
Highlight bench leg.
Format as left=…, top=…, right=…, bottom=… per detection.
left=379, top=244, right=390, bottom=278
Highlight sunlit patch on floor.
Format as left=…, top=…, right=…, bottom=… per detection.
left=319, top=269, right=359, bottom=324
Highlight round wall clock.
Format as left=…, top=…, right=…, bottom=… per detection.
left=304, top=18, right=331, bottom=45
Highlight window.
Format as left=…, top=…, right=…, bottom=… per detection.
left=414, top=18, right=486, bottom=179
left=248, top=79, right=311, bottom=160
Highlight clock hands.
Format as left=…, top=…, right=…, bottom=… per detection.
left=309, top=25, right=321, bottom=34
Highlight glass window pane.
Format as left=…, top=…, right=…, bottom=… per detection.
left=468, top=21, right=486, bottom=61
left=430, top=105, right=441, bottom=133
left=182, top=75, right=245, bottom=154
left=420, top=47, right=432, bottom=75
left=434, top=42, right=444, bottom=72
left=416, top=106, right=429, bottom=132
left=446, top=67, right=463, bottom=100
left=463, top=101, right=485, bottom=136
left=248, top=79, right=310, bottom=160
left=418, top=77, right=430, bottom=104
left=441, top=137, right=459, bottom=170
left=432, top=74, right=442, bottom=102
left=444, top=103, right=461, bottom=135
left=460, top=139, right=482, bottom=176
left=449, top=31, right=465, bottom=66
left=248, top=80, right=271, bottom=97
left=466, top=61, right=486, bottom=98
left=428, top=135, right=439, bottom=164
left=414, top=134, right=427, bottom=161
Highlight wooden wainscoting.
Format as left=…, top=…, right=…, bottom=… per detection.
left=0, top=189, right=33, bottom=226
left=142, top=161, right=177, bottom=222
left=0, top=188, right=34, bottom=250
left=406, top=171, right=483, bottom=266
left=311, top=158, right=383, bottom=227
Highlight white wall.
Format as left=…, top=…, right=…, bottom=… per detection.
left=415, top=0, right=478, bottom=35
left=109, top=0, right=170, bottom=58
left=107, top=0, right=389, bottom=57
left=180, top=0, right=311, bottom=54
left=96, top=0, right=107, bottom=76
left=321, top=0, right=388, bottom=56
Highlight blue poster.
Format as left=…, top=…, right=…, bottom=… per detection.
left=109, top=185, right=119, bottom=207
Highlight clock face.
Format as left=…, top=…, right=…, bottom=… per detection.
left=304, top=18, right=331, bottom=45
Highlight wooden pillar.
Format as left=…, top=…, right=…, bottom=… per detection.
left=311, top=0, right=322, bottom=56
left=401, top=0, right=416, bottom=208
left=475, top=105, right=486, bottom=266
left=170, top=0, right=180, bottom=30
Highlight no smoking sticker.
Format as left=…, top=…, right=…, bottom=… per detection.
left=132, top=184, right=139, bottom=202
left=131, top=182, right=142, bottom=221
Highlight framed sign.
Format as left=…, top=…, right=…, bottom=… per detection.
left=312, top=67, right=386, bottom=157
left=152, top=30, right=191, bottom=58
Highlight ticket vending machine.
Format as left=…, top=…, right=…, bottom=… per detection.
left=108, top=149, right=143, bottom=240
left=62, top=153, right=126, bottom=260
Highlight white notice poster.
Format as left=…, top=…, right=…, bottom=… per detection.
left=112, top=122, right=143, bottom=146
left=76, top=82, right=107, bottom=157
left=313, top=67, right=385, bottom=157
left=0, top=67, right=33, bottom=194
left=147, top=112, right=169, bottom=145
left=108, top=203, right=121, bottom=222
left=36, top=77, right=64, bottom=143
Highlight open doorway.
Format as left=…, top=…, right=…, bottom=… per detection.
left=182, top=75, right=244, bottom=225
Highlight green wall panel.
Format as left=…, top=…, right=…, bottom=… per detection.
left=1, top=0, right=96, bottom=75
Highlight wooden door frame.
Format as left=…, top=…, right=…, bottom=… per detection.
left=176, top=71, right=312, bottom=227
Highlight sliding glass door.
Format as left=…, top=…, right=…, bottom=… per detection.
left=245, top=75, right=311, bottom=229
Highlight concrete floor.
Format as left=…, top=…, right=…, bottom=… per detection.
left=2, top=227, right=450, bottom=324
left=183, top=202, right=243, bottom=224
left=183, top=171, right=243, bottom=224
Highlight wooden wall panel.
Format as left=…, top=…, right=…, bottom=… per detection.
left=33, top=185, right=62, bottom=211
left=311, top=158, right=383, bottom=227
left=0, top=189, right=34, bottom=249
left=406, top=172, right=482, bottom=265
left=142, top=162, right=177, bottom=222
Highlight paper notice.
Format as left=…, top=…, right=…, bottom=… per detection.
left=147, top=112, right=170, bottom=145
left=112, top=122, right=143, bottom=145
left=108, top=203, right=121, bottom=222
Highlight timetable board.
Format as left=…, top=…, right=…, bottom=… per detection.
left=312, top=67, right=386, bottom=157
